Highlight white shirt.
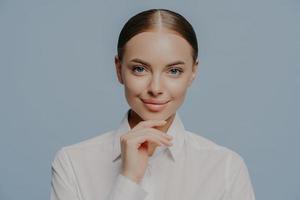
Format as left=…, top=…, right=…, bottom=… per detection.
left=50, top=109, right=256, bottom=200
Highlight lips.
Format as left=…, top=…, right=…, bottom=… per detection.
left=141, top=99, right=169, bottom=105
left=141, top=98, right=169, bottom=112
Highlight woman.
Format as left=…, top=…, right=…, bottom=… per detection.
left=50, top=8, right=256, bottom=200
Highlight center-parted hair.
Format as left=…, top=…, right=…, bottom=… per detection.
left=117, top=8, right=198, bottom=63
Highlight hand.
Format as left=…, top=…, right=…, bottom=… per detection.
left=120, top=120, right=173, bottom=183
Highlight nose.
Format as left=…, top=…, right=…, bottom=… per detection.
left=148, top=74, right=163, bottom=96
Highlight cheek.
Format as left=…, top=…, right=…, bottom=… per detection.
left=166, top=79, right=190, bottom=98
left=123, top=75, right=148, bottom=95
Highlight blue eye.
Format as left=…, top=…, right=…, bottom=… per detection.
left=169, top=68, right=183, bottom=76
left=132, top=65, right=183, bottom=76
left=132, top=66, right=145, bottom=73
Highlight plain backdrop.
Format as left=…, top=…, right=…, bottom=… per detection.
left=0, top=0, right=299, bottom=199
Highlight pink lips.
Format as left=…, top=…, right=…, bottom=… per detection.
left=141, top=99, right=169, bottom=112
left=142, top=99, right=169, bottom=104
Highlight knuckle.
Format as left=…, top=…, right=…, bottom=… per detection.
left=126, top=139, right=136, bottom=146
left=120, top=135, right=128, bottom=143
left=144, top=127, right=152, bottom=132
left=152, top=129, right=163, bottom=135
left=121, top=138, right=132, bottom=146
left=139, top=122, right=148, bottom=128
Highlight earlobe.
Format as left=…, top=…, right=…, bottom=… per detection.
left=188, top=60, right=199, bottom=86
left=114, top=55, right=124, bottom=85
left=188, top=74, right=196, bottom=87
left=194, top=59, right=199, bottom=73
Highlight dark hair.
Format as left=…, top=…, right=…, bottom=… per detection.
left=117, top=8, right=198, bottom=64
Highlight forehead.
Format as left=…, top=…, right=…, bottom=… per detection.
left=122, top=30, right=193, bottom=65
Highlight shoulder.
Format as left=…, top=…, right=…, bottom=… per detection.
left=51, top=130, right=116, bottom=163
left=184, top=131, right=255, bottom=198
left=184, top=130, right=246, bottom=163
left=184, top=130, right=250, bottom=181
left=65, top=130, right=115, bottom=149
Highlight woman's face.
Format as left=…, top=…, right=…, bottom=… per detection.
left=115, top=29, right=199, bottom=121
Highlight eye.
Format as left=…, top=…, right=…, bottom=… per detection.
left=169, top=67, right=183, bottom=76
left=132, top=65, right=146, bottom=74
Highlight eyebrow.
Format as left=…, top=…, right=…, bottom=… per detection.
left=130, top=58, right=185, bottom=67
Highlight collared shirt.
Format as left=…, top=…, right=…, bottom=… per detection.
left=50, top=109, right=256, bottom=200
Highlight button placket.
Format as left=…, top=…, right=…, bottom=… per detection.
left=143, top=147, right=166, bottom=200
left=148, top=162, right=152, bottom=176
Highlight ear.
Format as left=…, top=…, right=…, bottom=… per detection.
left=114, top=55, right=124, bottom=85
left=188, top=59, right=199, bottom=87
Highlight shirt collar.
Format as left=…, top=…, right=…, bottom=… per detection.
left=112, top=109, right=186, bottom=163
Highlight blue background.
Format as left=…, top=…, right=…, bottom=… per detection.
left=0, top=0, right=299, bottom=199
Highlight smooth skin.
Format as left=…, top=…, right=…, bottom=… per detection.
left=114, top=28, right=199, bottom=183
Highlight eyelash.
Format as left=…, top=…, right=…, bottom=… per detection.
left=132, top=65, right=184, bottom=76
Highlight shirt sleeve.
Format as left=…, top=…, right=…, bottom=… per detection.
left=223, top=151, right=256, bottom=200
left=50, top=148, right=80, bottom=200
left=50, top=148, right=148, bottom=200
left=107, top=173, right=148, bottom=200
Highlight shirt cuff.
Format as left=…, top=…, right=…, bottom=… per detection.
left=108, top=174, right=148, bottom=200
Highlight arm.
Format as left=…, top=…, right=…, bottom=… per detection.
left=50, top=148, right=148, bottom=200
left=222, top=151, right=256, bottom=200
left=106, top=173, right=148, bottom=200
left=50, top=148, right=80, bottom=200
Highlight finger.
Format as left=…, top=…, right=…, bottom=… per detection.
left=132, top=120, right=167, bottom=131
left=134, top=135, right=163, bottom=148
left=132, top=134, right=172, bottom=148
left=136, top=132, right=173, bottom=146
left=130, top=127, right=173, bottom=142
left=146, top=128, right=174, bottom=140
